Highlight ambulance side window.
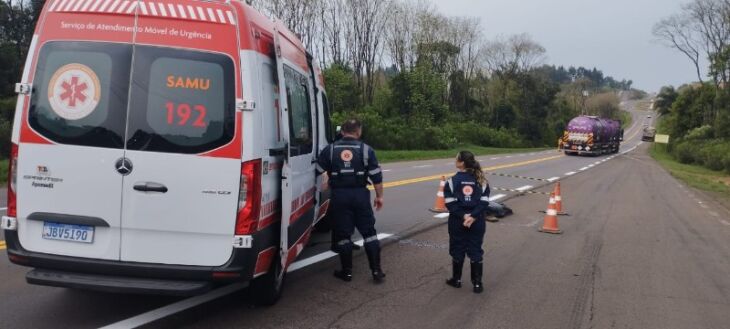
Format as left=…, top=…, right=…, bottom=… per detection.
left=321, top=93, right=334, bottom=143
left=284, top=66, right=313, bottom=156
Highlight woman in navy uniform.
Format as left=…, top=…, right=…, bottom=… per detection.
left=443, top=151, right=490, bottom=293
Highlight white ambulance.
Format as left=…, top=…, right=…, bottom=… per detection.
left=2, top=0, right=333, bottom=304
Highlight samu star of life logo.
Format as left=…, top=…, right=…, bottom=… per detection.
left=48, top=63, right=101, bottom=121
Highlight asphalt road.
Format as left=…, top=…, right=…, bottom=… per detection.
left=3, top=101, right=728, bottom=328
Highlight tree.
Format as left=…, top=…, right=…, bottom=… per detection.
left=481, top=34, right=546, bottom=78
left=653, top=14, right=705, bottom=83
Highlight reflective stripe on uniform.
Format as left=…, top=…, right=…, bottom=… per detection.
left=316, top=163, right=325, bottom=173
left=363, top=144, right=369, bottom=164
left=338, top=239, right=352, bottom=246
left=480, top=197, right=490, bottom=201
left=369, top=168, right=382, bottom=175
left=335, top=144, right=361, bottom=148
left=364, top=235, right=378, bottom=243
left=340, top=169, right=355, bottom=173
left=445, top=197, right=457, bottom=204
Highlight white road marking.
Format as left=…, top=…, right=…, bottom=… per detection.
left=588, top=164, right=595, bottom=168
left=565, top=172, right=577, bottom=176
left=579, top=167, right=589, bottom=171
left=490, top=158, right=499, bottom=160
left=287, top=233, right=393, bottom=272
left=433, top=213, right=450, bottom=219
left=100, top=283, right=248, bottom=329
left=413, top=165, right=433, bottom=169
left=505, top=156, right=513, bottom=159
left=547, top=177, right=560, bottom=182
left=594, top=162, right=601, bottom=165
left=516, top=185, right=533, bottom=192
left=103, top=233, right=393, bottom=329
left=489, top=194, right=507, bottom=201
left=383, top=169, right=392, bottom=173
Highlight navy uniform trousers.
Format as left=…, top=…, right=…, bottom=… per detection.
left=330, top=187, right=380, bottom=256
left=448, top=213, right=486, bottom=263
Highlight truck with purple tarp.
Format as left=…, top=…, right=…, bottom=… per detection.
left=561, top=116, right=623, bottom=156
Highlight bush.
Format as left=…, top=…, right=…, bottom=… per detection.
left=685, top=125, right=714, bottom=140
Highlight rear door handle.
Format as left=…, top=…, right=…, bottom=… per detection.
left=133, top=182, right=168, bottom=193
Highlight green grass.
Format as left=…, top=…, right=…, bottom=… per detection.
left=620, top=110, right=632, bottom=129
left=378, top=145, right=552, bottom=163
left=650, top=144, right=730, bottom=202
left=0, top=159, right=6, bottom=185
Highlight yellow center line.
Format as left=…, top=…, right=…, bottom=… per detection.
left=0, top=241, right=6, bottom=250
left=372, top=155, right=564, bottom=190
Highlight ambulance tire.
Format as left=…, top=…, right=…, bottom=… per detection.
left=250, top=253, right=286, bottom=306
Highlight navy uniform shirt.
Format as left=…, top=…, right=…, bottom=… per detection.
left=444, top=172, right=490, bottom=219
left=316, top=137, right=383, bottom=187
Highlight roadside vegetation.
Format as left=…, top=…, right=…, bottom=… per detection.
left=650, top=143, right=730, bottom=205
left=652, top=0, right=730, bottom=175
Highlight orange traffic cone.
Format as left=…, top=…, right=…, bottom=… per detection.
left=539, top=192, right=562, bottom=234
left=553, top=182, right=567, bottom=215
left=429, top=176, right=449, bottom=213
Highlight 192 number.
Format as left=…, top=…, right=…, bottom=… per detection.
left=166, top=102, right=207, bottom=128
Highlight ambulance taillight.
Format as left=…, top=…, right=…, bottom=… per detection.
left=7, top=143, right=17, bottom=218
left=236, top=160, right=261, bottom=235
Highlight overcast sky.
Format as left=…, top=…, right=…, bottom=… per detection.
left=431, top=0, right=705, bottom=92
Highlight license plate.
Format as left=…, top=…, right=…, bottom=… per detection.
left=42, top=222, right=95, bottom=244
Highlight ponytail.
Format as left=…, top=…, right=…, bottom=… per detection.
left=458, top=151, right=488, bottom=187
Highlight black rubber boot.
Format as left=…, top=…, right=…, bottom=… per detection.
left=446, top=260, right=464, bottom=288
left=334, top=251, right=353, bottom=282
left=366, top=248, right=386, bottom=283
left=471, top=262, right=484, bottom=294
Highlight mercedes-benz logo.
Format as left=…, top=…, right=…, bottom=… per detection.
left=115, top=157, right=133, bottom=176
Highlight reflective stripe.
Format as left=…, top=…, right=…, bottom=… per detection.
left=340, top=169, right=355, bottom=173
left=338, top=240, right=351, bottom=246
left=447, top=178, right=454, bottom=192
left=363, top=144, right=370, bottom=164
left=316, top=164, right=325, bottom=173
left=369, top=168, right=382, bottom=175
left=334, top=145, right=361, bottom=149
left=480, top=197, right=490, bottom=201
left=445, top=197, right=457, bottom=204
left=364, top=235, right=378, bottom=243
left=356, top=172, right=366, bottom=176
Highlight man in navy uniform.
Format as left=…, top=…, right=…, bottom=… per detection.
left=316, top=119, right=386, bottom=283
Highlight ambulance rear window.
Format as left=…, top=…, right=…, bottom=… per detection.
left=125, top=46, right=235, bottom=154
left=29, top=42, right=131, bottom=149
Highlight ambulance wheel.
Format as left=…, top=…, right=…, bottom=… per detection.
left=250, top=254, right=286, bottom=306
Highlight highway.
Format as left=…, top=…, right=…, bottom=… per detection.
left=2, top=100, right=730, bottom=328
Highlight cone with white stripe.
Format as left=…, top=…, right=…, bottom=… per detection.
left=539, top=192, right=562, bottom=234
left=429, top=176, right=449, bottom=213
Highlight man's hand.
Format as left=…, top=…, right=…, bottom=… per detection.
left=374, top=197, right=384, bottom=211
left=463, top=214, right=475, bottom=228
left=320, top=173, right=330, bottom=191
